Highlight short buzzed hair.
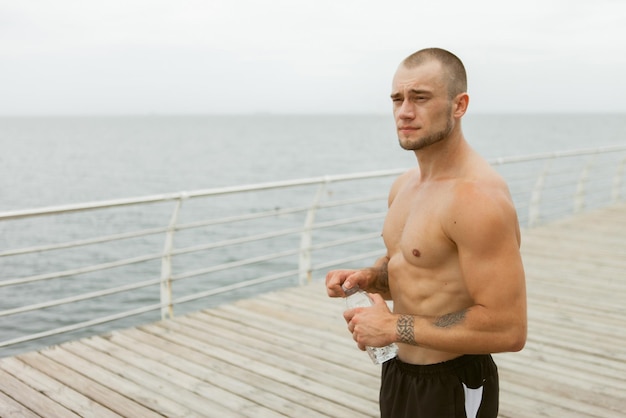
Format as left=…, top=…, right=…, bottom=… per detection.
left=403, top=48, right=467, bottom=98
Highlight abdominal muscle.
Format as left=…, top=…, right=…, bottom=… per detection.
left=387, top=255, right=472, bottom=365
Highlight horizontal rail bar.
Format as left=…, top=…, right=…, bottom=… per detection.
left=0, top=169, right=405, bottom=221
left=311, top=212, right=386, bottom=230
left=311, top=232, right=382, bottom=250
left=489, top=145, right=626, bottom=165
left=175, top=204, right=312, bottom=231
left=172, top=226, right=308, bottom=257
left=0, top=277, right=162, bottom=318
left=316, top=194, right=388, bottom=210
left=167, top=269, right=301, bottom=306
left=0, top=252, right=162, bottom=287
left=171, top=248, right=301, bottom=282
left=311, top=249, right=386, bottom=272
left=0, top=193, right=187, bottom=221
left=0, top=302, right=166, bottom=349
left=176, top=194, right=386, bottom=232
left=0, top=226, right=169, bottom=258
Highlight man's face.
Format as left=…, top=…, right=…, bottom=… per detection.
left=390, top=61, right=455, bottom=151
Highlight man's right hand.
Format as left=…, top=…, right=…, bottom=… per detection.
left=325, top=269, right=372, bottom=298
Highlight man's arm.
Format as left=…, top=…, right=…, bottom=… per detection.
left=364, top=255, right=392, bottom=299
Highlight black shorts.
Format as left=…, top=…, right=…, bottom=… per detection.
left=380, top=355, right=499, bottom=418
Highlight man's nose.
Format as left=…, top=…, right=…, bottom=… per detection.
left=397, top=100, right=415, bottom=119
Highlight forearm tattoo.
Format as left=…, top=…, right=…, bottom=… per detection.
left=397, top=309, right=468, bottom=345
left=396, top=315, right=418, bottom=345
left=434, top=309, right=468, bottom=328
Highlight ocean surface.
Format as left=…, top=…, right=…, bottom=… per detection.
left=2, top=113, right=625, bottom=211
left=1, top=113, right=625, bottom=356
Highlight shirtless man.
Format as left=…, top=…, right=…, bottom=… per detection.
left=325, top=48, right=527, bottom=417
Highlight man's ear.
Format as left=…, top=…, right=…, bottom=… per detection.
left=453, top=93, right=469, bottom=117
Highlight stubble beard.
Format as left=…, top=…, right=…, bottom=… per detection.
left=398, top=116, right=454, bottom=151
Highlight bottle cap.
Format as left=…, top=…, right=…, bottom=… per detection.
left=341, top=284, right=360, bottom=296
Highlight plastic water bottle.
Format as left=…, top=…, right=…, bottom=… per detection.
left=343, top=285, right=398, bottom=364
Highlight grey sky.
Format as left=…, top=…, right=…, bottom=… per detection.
left=1, top=0, right=625, bottom=115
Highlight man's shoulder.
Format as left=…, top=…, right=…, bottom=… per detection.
left=455, top=157, right=510, bottom=199
left=450, top=174, right=513, bottom=213
left=396, top=168, right=419, bottom=185
left=388, top=168, right=419, bottom=203
left=442, top=173, right=518, bottom=239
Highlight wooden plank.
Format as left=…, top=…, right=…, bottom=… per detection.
left=193, top=309, right=377, bottom=381
left=123, top=325, right=341, bottom=417
left=510, top=341, right=626, bottom=387
left=46, top=342, right=199, bottom=417
left=59, top=338, right=244, bottom=418
left=208, top=303, right=380, bottom=376
left=214, top=301, right=368, bottom=359
left=498, top=359, right=624, bottom=415
left=213, top=302, right=358, bottom=352
left=233, top=295, right=349, bottom=336
left=16, top=351, right=165, bottom=418
left=75, top=336, right=284, bottom=418
left=151, top=318, right=380, bottom=416
left=529, top=297, right=625, bottom=325
left=499, top=382, right=597, bottom=418
left=0, top=367, right=80, bottom=417
left=183, top=312, right=378, bottom=388
left=526, top=307, right=624, bottom=347
left=259, top=287, right=347, bottom=320
left=502, top=377, right=621, bottom=418
left=104, top=330, right=331, bottom=418
left=0, top=357, right=122, bottom=418
left=189, top=309, right=368, bottom=381
left=0, top=391, right=41, bottom=418
left=141, top=322, right=374, bottom=418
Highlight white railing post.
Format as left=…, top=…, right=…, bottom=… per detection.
left=299, top=179, right=329, bottom=285
left=160, top=193, right=186, bottom=319
left=575, top=155, right=596, bottom=213
left=528, top=159, right=552, bottom=227
left=611, top=156, right=626, bottom=203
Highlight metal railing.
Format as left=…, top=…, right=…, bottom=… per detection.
left=1, top=145, right=625, bottom=356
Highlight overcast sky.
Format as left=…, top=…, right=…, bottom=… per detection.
left=1, top=0, right=625, bottom=115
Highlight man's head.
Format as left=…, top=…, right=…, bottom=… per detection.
left=391, top=48, right=469, bottom=152
left=402, top=48, right=467, bottom=99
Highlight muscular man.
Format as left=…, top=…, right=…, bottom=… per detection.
left=325, top=48, right=527, bottom=417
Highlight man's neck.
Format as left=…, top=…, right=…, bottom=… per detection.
left=414, top=130, right=468, bottom=181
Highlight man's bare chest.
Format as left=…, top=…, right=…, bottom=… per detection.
left=382, top=186, right=455, bottom=268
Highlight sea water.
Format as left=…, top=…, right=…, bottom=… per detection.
left=2, top=113, right=625, bottom=211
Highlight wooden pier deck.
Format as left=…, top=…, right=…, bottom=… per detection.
left=1, top=203, right=625, bottom=417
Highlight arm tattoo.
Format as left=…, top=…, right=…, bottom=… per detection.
left=396, top=315, right=418, bottom=345
left=371, top=262, right=389, bottom=293
left=434, top=309, right=468, bottom=328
